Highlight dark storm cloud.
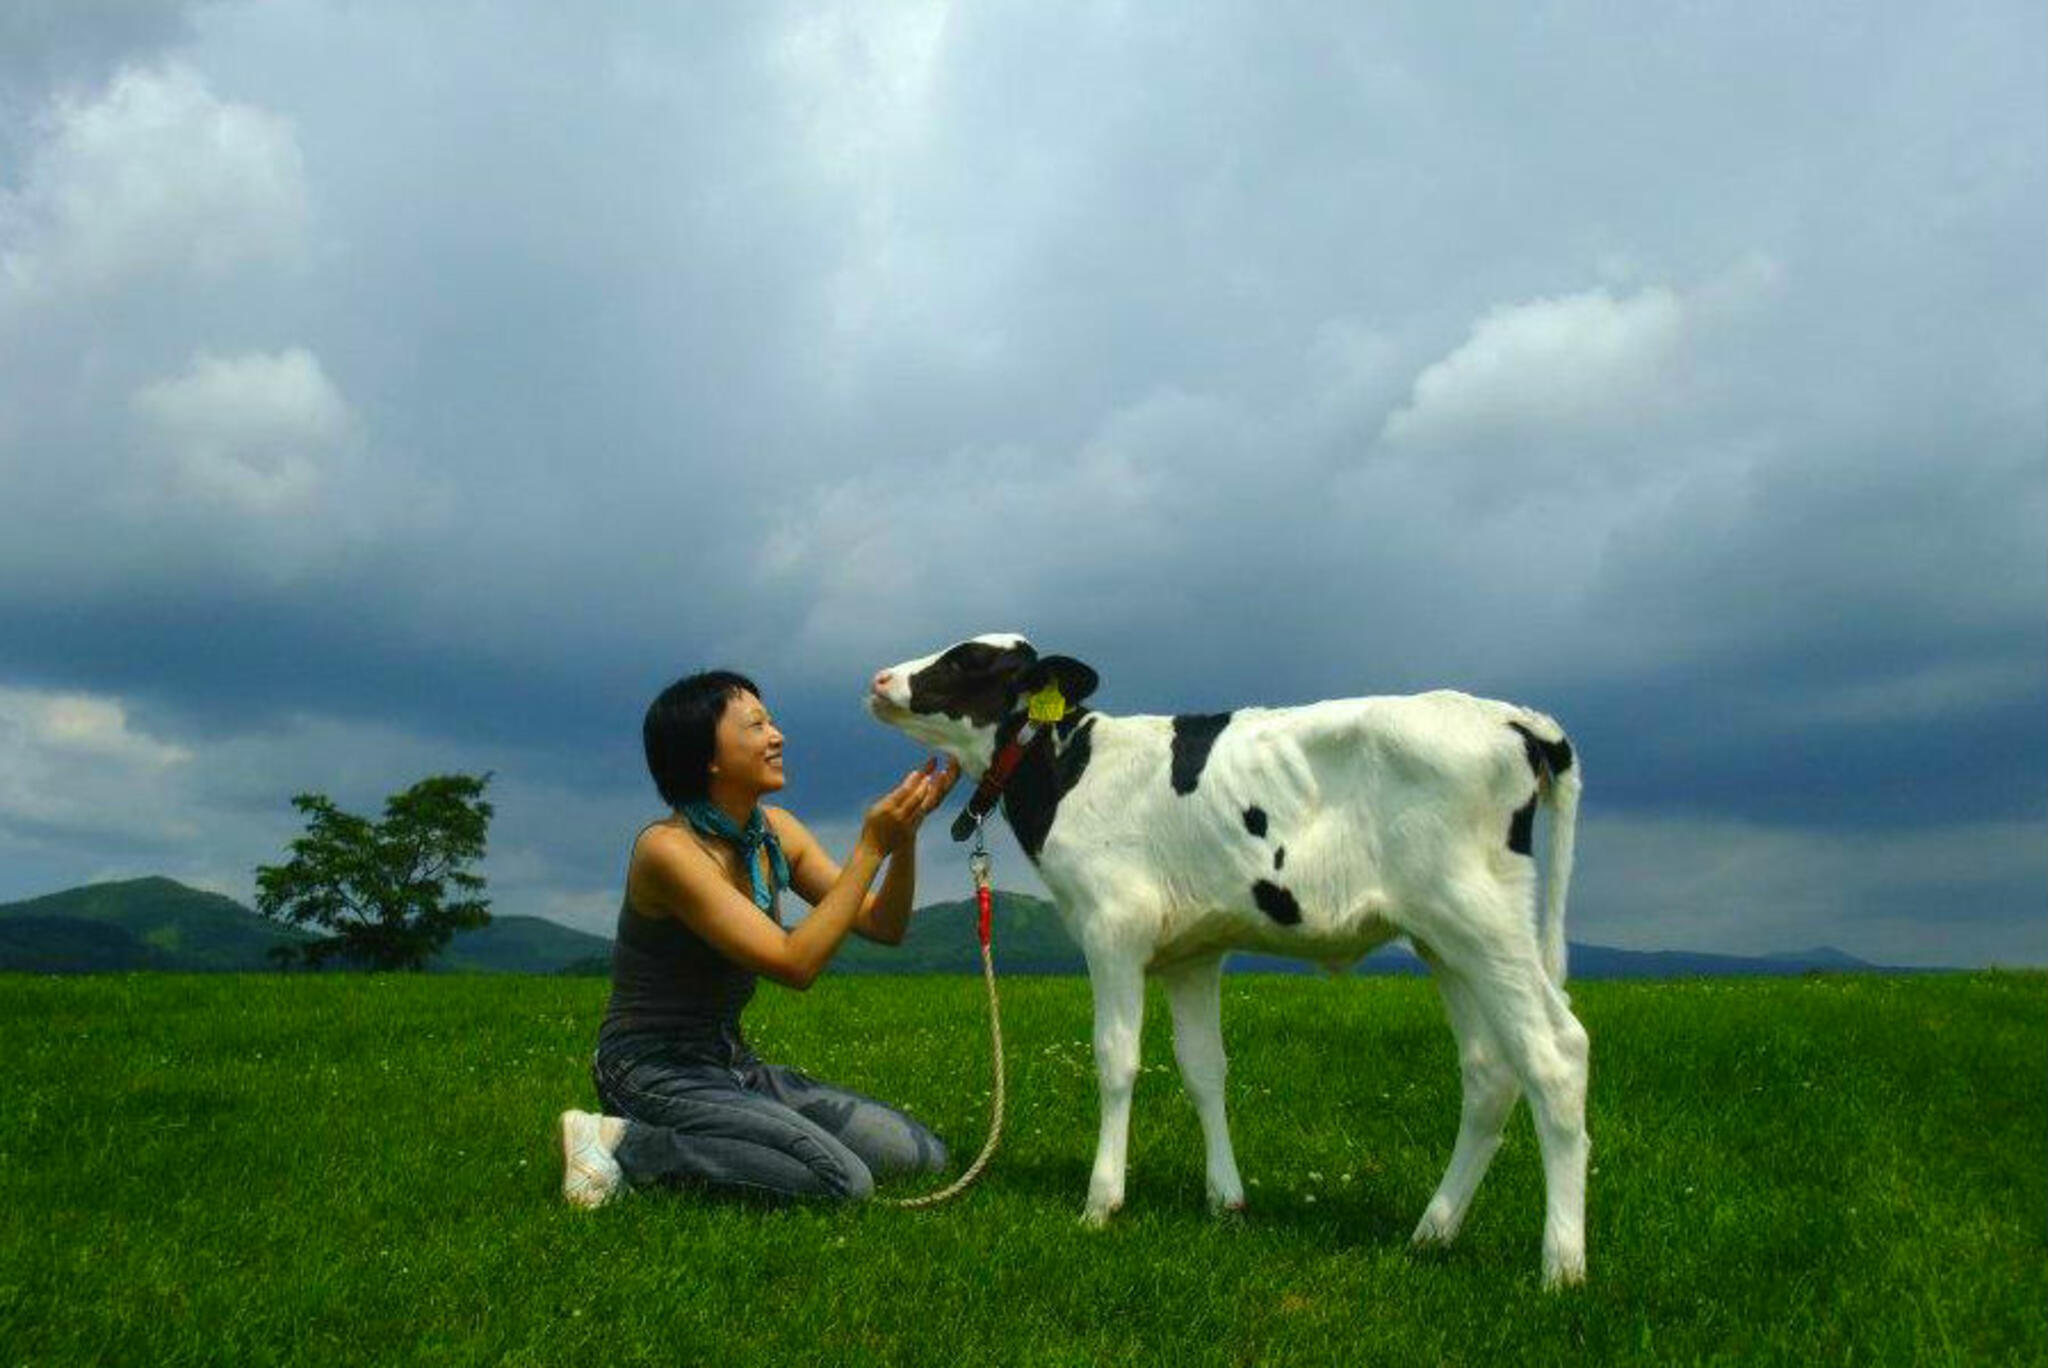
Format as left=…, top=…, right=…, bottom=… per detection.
left=1, top=1, right=2040, bottom=962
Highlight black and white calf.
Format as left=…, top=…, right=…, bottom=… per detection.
left=866, top=633, right=1590, bottom=1286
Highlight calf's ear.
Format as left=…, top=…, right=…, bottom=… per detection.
left=1018, top=655, right=1099, bottom=705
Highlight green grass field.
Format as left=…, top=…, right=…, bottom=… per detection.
left=3, top=970, right=2041, bottom=1366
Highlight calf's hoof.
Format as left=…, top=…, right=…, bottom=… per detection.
left=1542, top=1252, right=1587, bottom=1290
left=1409, top=1208, right=1459, bottom=1250
left=1079, top=1199, right=1121, bottom=1229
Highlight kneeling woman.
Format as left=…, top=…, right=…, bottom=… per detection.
left=561, top=669, right=960, bottom=1206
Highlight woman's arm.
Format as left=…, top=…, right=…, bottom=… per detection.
left=630, top=765, right=947, bottom=990
left=778, top=758, right=959, bottom=946
left=861, top=851, right=918, bottom=946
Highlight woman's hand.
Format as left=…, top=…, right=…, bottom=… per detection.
left=860, top=757, right=963, bottom=854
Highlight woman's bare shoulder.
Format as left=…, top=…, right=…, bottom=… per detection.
left=627, top=821, right=706, bottom=907
left=630, top=819, right=690, bottom=862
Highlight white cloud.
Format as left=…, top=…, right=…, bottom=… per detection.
left=0, top=686, right=193, bottom=842
left=1386, top=285, right=1684, bottom=445
left=0, top=60, right=352, bottom=593
left=1373, top=259, right=1782, bottom=507
left=130, top=347, right=352, bottom=516
left=0, top=60, right=305, bottom=305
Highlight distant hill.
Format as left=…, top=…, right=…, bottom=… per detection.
left=0, top=878, right=1081, bottom=976
left=0, top=915, right=179, bottom=973
left=0, top=876, right=1906, bottom=979
left=1565, top=943, right=1881, bottom=978
left=0, top=878, right=607, bottom=975
left=834, top=890, right=1083, bottom=974
left=829, top=898, right=1889, bottom=979
left=437, top=916, right=614, bottom=974
left=0, top=877, right=309, bottom=971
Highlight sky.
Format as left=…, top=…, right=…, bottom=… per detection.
left=1, top=1, right=2042, bottom=967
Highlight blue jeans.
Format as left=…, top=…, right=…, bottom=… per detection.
left=592, top=1043, right=948, bottom=1202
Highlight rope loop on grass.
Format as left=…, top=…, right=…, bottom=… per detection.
left=881, top=936, right=1004, bottom=1208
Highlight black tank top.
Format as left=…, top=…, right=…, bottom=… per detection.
left=596, top=827, right=783, bottom=1068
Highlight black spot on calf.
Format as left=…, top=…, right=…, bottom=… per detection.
left=1000, top=712, right=1096, bottom=862
left=1273, top=846, right=1286, bottom=872
left=1508, top=721, right=1575, bottom=780
left=1241, top=805, right=1268, bottom=838
left=1171, top=712, right=1233, bottom=795
left=1508, top=793, right=1538, bottom=856
left=1252, top=879, right=1303, bottom=926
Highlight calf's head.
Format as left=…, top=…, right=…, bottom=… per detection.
left=866, top=632, right=1099, bottom=772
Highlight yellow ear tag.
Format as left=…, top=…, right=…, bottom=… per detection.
left=1027, top=682, right=1068, bottom=724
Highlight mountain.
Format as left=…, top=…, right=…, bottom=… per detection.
left=0, top=876, right=308, bottom=971
left=834, top=890, right=1083, bottom=974
left=1567, top=943, right=1878, bottom=978
left=826, top=903, right=1889, bottom=979
left=437, top=915, right=614, bottom=974
left=1763, top=946, right=1872, bottom=970
left=0, top=915, right=179, bottom=973
left=0, top=877, right=1905, bottom=979
left=0, top=878, right=607, bottom=975
left=0, top=877, right=1076, bottom=976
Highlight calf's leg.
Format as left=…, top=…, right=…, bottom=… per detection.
left=1421, top=906, right=1590, bottom=1288
left=1411, top=963, right=1520, bottom=1249
left=1160, top=955, right=1245, bottom=1213
left=1082, top=950, right=1146, bottom=1226
left=1469, top=956, right=1591, bottom=1287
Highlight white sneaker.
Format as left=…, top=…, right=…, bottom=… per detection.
left=560, top=1109, right=622, bottom=1209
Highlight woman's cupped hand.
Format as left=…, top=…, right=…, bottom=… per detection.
left=861, top=757, right=963, bottom=853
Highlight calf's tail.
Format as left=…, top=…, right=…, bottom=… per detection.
left=1540, top=750, right=1581, bottom=988
left=1511, top=715, right=1582, bottom=988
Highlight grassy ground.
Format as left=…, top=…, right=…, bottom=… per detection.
left=1, top=969, right=2041, bottom=1366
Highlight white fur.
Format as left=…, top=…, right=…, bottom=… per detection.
left=869, top=634, right=1590, bottom=1286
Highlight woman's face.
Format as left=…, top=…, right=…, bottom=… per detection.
left=710, top=690, right=785, bottom=796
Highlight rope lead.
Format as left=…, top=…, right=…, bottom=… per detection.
left=884, top=832, right=1003, bottom=1208
left=881, top=933, right=1004, bottom=1209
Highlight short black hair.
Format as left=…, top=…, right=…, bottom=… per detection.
left=643, top=670, right=761, bottom=809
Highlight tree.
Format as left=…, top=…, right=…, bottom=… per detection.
left=256, top=773, right=494, bottom=971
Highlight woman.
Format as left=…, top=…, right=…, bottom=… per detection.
left=559, top=669, right=961, bottom=1206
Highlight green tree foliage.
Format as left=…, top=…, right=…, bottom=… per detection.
left=255, top=774, right=494, bottom=971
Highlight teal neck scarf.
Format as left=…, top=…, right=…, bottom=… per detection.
left=681, top=801, right=789, bottom=912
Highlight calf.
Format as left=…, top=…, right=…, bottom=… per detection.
left=866, top=633, right=1590, bottom=1285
